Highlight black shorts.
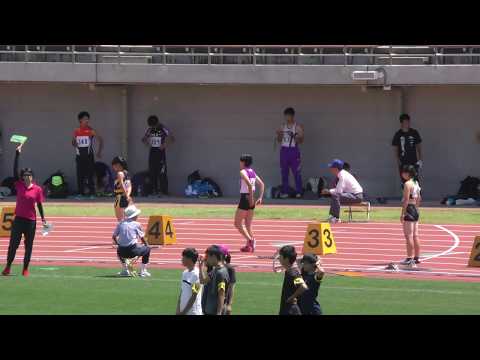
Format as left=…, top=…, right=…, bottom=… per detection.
left=404, top=204, right=419, bottom=222
left=238, top=193, right=255, bottom=211
left=114, top=195, right=129, bottom=209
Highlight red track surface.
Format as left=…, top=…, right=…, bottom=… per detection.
left=1, top=216, right=480, bottom=282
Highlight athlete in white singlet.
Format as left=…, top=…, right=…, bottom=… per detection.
left=400, top=164, right=422, bottom=267
left=235, top=154, right=265, bottom=253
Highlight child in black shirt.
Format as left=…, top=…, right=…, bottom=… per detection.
left=219, top=245, right=236, bottom=315
left=278, top=245, right=307, bottom=315
left=297, top=253, right=324, bottom=315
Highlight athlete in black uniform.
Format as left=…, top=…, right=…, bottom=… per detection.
left=297, top=254, right=324, bottom=315
left=278, top=245, right=307, bottom=315
left=142, top=115, right=174, bottom=196
left=112, top=156, right=132, bottom=221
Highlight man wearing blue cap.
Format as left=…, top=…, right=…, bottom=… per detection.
left=321, top=159, right=364, bottom=223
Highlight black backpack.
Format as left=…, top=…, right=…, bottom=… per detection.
left=203, top=177, right=223, bottom=197
left=1, top=177, right=17, bottom=196
left=43, top=171, right=69, bottom=198
left=188, top=170, right=202, bottom=184
left=132, top=171, right=152, bottom=197
left=457, top=176, right=480, bottom=199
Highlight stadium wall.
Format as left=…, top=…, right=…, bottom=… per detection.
left=0, top=83, right=477, bottom=199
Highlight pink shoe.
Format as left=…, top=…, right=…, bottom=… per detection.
left=2, top=267, right=10, bottom=276
left=22, top=268, right=29, bottom=277
left=240, top=240, right=255, bottom=253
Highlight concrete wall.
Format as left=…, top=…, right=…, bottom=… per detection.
left=0, top=84, right=124, bottom=188
left=0, top=83, right=478, bottom=199
left=403, top=86, right=480, bottom=198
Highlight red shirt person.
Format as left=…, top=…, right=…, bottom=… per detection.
left=2, top=143, right=47, bottom=277
left=72, top=111, right=103, bottom=198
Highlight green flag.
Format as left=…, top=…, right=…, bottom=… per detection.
left=10, top=135, right=28, bottom=144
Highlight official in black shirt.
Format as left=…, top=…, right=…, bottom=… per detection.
left=278, top=245, right=307, bottom=315
left=297, top=254, right=324, bottom=315
left=392, top=113, right=423, bottom=183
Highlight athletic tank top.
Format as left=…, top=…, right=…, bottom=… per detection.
left=74, top=126, right=95, bottom=156
left=145, top=126, right=169, bottom=148
left=280, top=123, right=297, bottom=148
left=114, top=171, right=131, bottom=196
left=408, top=180, right=421, bottom=202
left=240, top=168, right=256, bottom=194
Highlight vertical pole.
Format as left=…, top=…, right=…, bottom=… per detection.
left=121, top=87, right=128, bottom=158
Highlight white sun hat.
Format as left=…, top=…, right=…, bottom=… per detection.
left=124, top=205, right=141, bottom=219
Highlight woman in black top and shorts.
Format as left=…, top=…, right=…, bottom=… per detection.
left=112, top=156, right=132, bottom=221
left=400, top=165, right=422, bottom=267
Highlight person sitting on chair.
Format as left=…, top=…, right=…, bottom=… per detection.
left=321, top=159, right=364, bottom=224
left=112, top=205, right=151, bottom=277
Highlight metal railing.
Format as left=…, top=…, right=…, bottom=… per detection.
left=1, top=45, right=480, bottom=65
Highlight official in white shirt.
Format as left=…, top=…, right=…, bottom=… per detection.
left=321, top=159, right=364, bottom=223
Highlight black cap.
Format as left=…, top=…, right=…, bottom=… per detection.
left=301, top=253, right=318, bottom=264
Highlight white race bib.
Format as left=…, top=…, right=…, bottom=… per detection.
left=150, top=136, right=162, bottom=148
left=76, top=136, right=91, bottom=148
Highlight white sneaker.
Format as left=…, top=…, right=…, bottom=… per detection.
left=279, top=193, right=289, bottom=199
left=118, top=269, right=132, bottom=277
left=295, top=193, right=302, bottom=199
left=327, top=215, right=341, bottom=224
left=139, top=270, right=151, bottom=277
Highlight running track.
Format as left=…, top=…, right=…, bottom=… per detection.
left=1, top=216, right=480, bottom=282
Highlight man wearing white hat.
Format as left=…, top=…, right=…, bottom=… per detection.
left=112, top=205, right=151, bottom=277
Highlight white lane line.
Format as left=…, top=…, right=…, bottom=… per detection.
left=64, top=246, right=101, bottom=253
left=422, top=225, right=461, bottom=262
left=366, top=225, right=461, bottom=271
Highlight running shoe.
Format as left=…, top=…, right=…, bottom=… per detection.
left=406, top=260, right=417, bottom=269
left=88, top=195, right=96, bottom=200
left=399, top=258, right=413, bottom=265
left=326, top=215, right=340, bottom=224
left=295, top=193, right=302, bottom=199
left=413, top=257, right=421, bottom=264
left=118, top=269, right=132, bottom=277
left=2, top=267, right=10, bottom=276
left=139, top=270, right=151, bottom=277
left=279, top=193, right=289, bottom=199
left=22, top=269, right=29, bottom=277
left=74, top=194, right=84, bottom=200
left=240, top=240, right=254, bottom=253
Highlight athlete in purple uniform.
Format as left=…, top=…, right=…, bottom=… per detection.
left=276, top=107, right=304, bottom=199
left=235, top=154, right=265, bottom=253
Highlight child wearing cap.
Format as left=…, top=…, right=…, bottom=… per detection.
left=297, top=254, right=325, bottom=315
left=321, top=158, right=364, bottom=224
left=176, top=248, right=203, bottom=315
left=219, top=245, right=236, bottom=315
left=112, top=205, right=151, bottom=277
left=278, top=245, right=307, bottom=315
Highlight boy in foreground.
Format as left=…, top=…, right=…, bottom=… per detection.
left=297, top=253, right=325, bottom=315
left=278, top=245, right=307, bottom=315
left=176, top=248, right=203, bottom=315
left=199, top=245, right=230, bottom=315
left=219, top=245, right=236, bottom=315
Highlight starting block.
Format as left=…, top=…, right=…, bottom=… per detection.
left=468, top=236, right=480, bottom=267
left=0, top=207, right=15, bottom=238
left=303, top=223, right=337, bottom=256
left=146, top=215, right=176, bottom=245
